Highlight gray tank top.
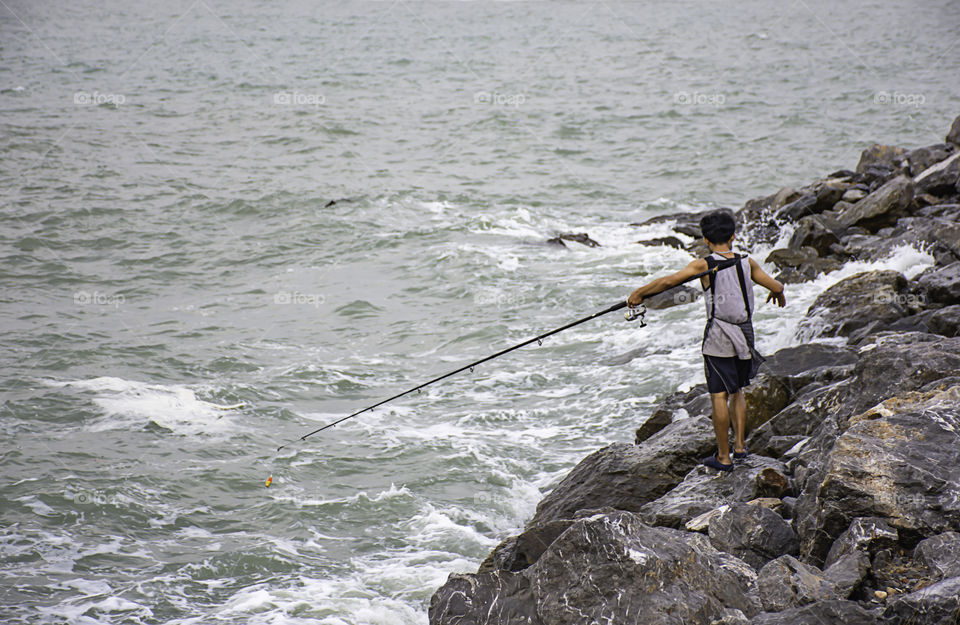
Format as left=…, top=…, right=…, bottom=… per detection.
left=703, top=253, right=754, bottom=323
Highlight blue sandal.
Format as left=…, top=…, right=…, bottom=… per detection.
left=703, top=455, right=734, bottom=472
left=734, top=448, right=749, bottom=460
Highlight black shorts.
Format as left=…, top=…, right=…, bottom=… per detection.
left=703, top=354, right=754, bottom=394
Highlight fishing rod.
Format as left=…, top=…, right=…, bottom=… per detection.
left=277, top=255, right=742, bottom=452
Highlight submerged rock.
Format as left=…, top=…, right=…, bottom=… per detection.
left=546, top=232, right=601, bottom=247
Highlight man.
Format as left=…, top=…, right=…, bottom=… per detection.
left=627, top=210, right=786, bottom=471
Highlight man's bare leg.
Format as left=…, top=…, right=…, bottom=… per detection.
left=709, top=391, right=732, bottom=464
left=729, top=391, right=746, bottom=454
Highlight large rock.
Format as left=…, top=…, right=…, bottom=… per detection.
left=787, top=214, right=844, bottom=256
left=905, top=144, right=955, bottom=177
left=758, top=343, right=858, bottom=396
left=879, top=575, right=960, bottom=625
left=748, top=380, right=852, bottom=458
left=797, top=270, right=914, bottom=340
left=794, top=385, right=960, bottom=566
left=917, top=262, right=960, bottom=305
left=914, top=532, right=960, bottom=579
left=479, top=517, right=577, bottom=573
left=639, top=457, right=789, bottom=529
left=432, top=511, right=762, bottom=625
left=856, top=144, right=907, bottom=174
left=531, top=417, right=717, bottom=525
left=750, top=599, right=877, bottom=625
left=756, top=555, right=837, bottom=611
left=823, top=551, right=871, bottom=599
left=948, top=114, right=960, bottom=147
left=926, top=305, right=960, bottom=337
left=835, top=175, right=914, bottom=231
left=635, top=385, right=711, bottom=444
left=708, top=503, right=799, bottom=570
left=915, top=151, right=960, bottom=196
left=839, top=216, right=960, bottom=266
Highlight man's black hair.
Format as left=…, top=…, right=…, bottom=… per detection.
left=699, top=209, right=736, bottom=244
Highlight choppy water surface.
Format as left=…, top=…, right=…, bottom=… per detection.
left=1, top=0, right=957, bottom=623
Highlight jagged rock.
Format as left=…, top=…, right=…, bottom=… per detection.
left=743, top=371, right=790, bottom=433
left=787, top=214, right=844, bottom=256
left=918, top=262, right=960, bottom=305
left=547, top=232, right=601, bottom=247
left=644, top=285, right=701, bottom=309
left=843, top=188, right=868, bottom=202
left=794, top=385, right=960, bottom=567
left=710, top=608, right=750, bottom=625
left=639, top=457, right=789, bottom=529
left=635, top=385, right=710, bottom=444
left=798, top=270, right=913, bottom=340
left=637, top=236, right=685, bottom=249
left=479, top=517, right=576, bottom=573
left=824, top=517, right=899, bottom=569
left=917, top=203, right=960, bottom=220
left=926, top=306, right=960, bottom=337
left=915, top=151, right=960, bottom=196
left=914, top=532, right=960, bottom=579
left=836, top=175, right=914, bottom=231
left=823, top=551, right=871, bottom=599
left=708, top=503, right=798, bottom=570
left=756, top=555, right=836, bottom=611
left=775, top=193, right=817, bottom=221
left=756, top=434, right=809, bottom=458
left=879, top=576, right=960, bottom=625
left=429, top=570, right=535, bottom=625
left=856, top=144, right=908, bottom=174
left=765, top=247, right=841, bottom=282
left=750, top=599, right=878, bottom=625
left=532, top=418, right=717, bottom=525
left=758, top=343, right=859, bottom=396
left=905, top=144, right=955, bottom=177
left=948, top=114, right=960, bottom=146
left=748, top=381, right=851, bottom=458
left=839, top=216, right=960, bottom=266
left=736, top=192, right=784, bottom=249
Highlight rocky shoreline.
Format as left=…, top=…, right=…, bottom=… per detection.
left=429, top=115, right=960, bottom=625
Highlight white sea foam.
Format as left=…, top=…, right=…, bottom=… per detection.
left=45, top=377, right=244, bottom=436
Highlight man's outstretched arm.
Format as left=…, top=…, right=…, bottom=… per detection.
left=627, top=258, right=710, bottom=307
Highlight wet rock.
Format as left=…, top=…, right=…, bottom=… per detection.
left=914, top=532, right=960, bottom=579
left=917, top=262, right=960, bottom=305
left=879, top=575, right=960, bottom=625
left=823, top=551, right=871, bottom=599
left=644, top=285, right=701, bottom=309
left=429, top=570, right=535, bottom=625
left=914, top=151, right=960, bottom=196
left=836, top=175, right=914, bottom=231
left=787, top=214, right=844, bottom=256
left=532, top=417, right=718, bottom=525
left=749, top=599, right=878, bottom=625
left=756, top=555, right=836, bottom=611
left=775, top=193, right=817, bottom=221
left=479, top=517, right=576, bottom=573
left=529, top=511, right=761, bottom=625
left=856, top=144, right=908, bottom=174
left=765, top=247, right=841, bottom=282
left=635, top=385, right=710, bottom=444
left=905, top=144, right=955, bottom=177
left=546, top=232, right=601, bottom=247
left=797, top=270, right=912, bottom=340
left=708, top=503, right=799, bottom=570
left=838, top=216, right=960, bottom=266
left=794, top=385, right=960, bottom=567
left=637, top=235, right=685, bottom=249
left=824, top=517, right=899, bottom=569
left=639, top=457, right=789, bottom=529
left=631, top=208, right=714, bottom=237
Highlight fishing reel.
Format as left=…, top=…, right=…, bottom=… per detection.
left=624, top=304, right=647, bottom=326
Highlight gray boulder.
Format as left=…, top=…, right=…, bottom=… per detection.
left=918, top=262, right=960, bottom=305
left=926, top=305, right=960, bottom=337
left=915, top=151, right=960, bottom=196
left=948, top=114, right=960, bottom=147
left=914, top=532, right=960, bottom=579
left=905, top=144, right=955, bottom=177
left=756, top=555, right=837, bottom=612
left=823, top=551, right=871, bottom=599
left=879, top=576, right=960, bottom=625
left=749, top=599, right=877, bottom=625
left=836, top=175, right=914, bottom=231
left=635, top=385, right=711, bottom=444
left=787, top=214, right=844, bottom=256
left=708, top=503, right=799, bottom=570
left=532, top=417, right=717, bottom=525
left=429, top=570, right=535, bottom=625
left=856, top=144, right=907, bottom=174
left=797, top=270, right=914, bottom=340
left=640, top=458, right=789, bottom=529
left=794, top=385, right=960, bottom=566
